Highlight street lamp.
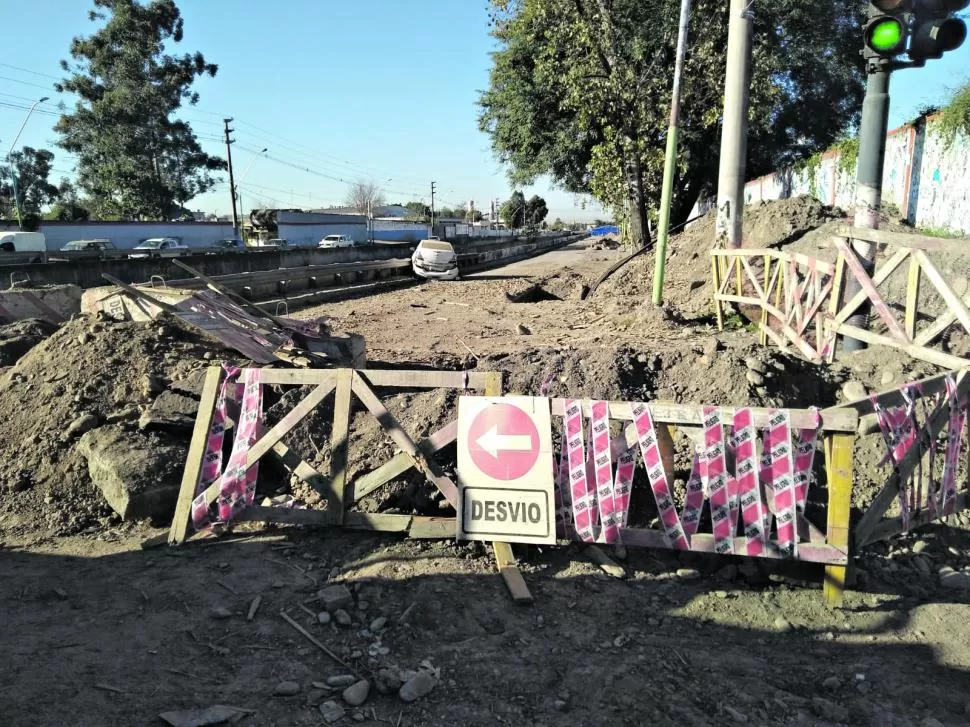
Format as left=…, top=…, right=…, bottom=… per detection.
left=235, top=147, right=267, bottom=240
left=4, top=96, right=49, bottom=230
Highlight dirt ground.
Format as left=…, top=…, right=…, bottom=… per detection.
left=4, top=200, right=970, bottom=726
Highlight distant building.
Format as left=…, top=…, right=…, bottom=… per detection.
left=311, top=204, right=412, bottom=219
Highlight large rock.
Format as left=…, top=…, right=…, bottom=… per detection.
left=138, top=390, right=199, bottom=432
left=77, top=424, right=185, bottom=521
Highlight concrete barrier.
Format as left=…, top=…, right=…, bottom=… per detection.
left=0, top=284, right=82, bottom=324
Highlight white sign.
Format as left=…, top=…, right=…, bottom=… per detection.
left=457, top=396, right=555, bottom=545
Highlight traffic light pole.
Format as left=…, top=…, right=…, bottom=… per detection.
left=841, top=59, right=892, bottom=352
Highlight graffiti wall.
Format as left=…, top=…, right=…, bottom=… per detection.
left=694, top=117, right=970, bottom=235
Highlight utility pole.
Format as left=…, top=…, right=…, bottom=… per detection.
left=430, top=181, right=437, bottom=235
left=652, top=0, right=692, bottom=306
left=223, top=118, right=238, bottom=235
left=714, top=0, right=753, bottom=250
left=5, top=95, right=49, bottom=230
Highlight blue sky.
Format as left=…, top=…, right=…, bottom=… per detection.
left=1, top=1, right=968, bottom=221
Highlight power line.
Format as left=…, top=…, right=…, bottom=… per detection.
left=0, top=63, right=61, bottom=80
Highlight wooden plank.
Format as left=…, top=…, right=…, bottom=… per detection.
left=855, top=369, right=970, bottom=545
left=829, top=245, right=909, bottom=328
left=905, top=255, right=921, bottom=341
left=740, top=256, right=768, bottom=302
left=549, top=398, right=857, bottom=432
left=351, top=372, right=459, bottom=507
left=831, top=241, right=909, bottom=342
left=255, top=368, right=338, bottom=386
left=348, top=420, right=459, bottom=503
left=408, top=516, right=456, bottom=539
left=862, top=493, right=968, bottom=545
left=234, top=506, right=329, bottom=526
left=357, top=369, right=491, bottom=390
left=169, top=367, right=224, bottom=545
left=493, top=542, right=534, bottom=604
left=270, top=440, right=331, bottom=499
left=618, top=528, right=848, bottom=565
left=914, top=292, right=970, bottom=347
left=913, top=250, right=970, bottom=338
left=824, top=433, right=854, bottom=608
left=760, top=256, right=772, bottom=346
left=248, top=381, right=335, bottom=464
left=102, top=273, right=180, bottom=315
left=711, top=256, right=724, bottom=330
left=329, top=369, right=354, bottom=525
left=833, top=322, right=970, bottom=371
left=838, top=225, right=970, bottom=252
left=824, top=371, right=953, bottom=416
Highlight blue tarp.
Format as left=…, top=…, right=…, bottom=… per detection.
left=590, top=225, right=619, bottom=237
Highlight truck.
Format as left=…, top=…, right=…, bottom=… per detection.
left=0, top=231, right=47, bottom=263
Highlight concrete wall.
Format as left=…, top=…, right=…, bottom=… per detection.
left=372, top=219, right=431, bottom=243
left=276, top=211, right=368, bottom=245
left=694, top=116, right=970, bottom=235
left=0, top=221, right=237, bottom=251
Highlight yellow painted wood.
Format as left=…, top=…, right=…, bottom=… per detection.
left=905, top=255, right=921, bottom=341
left=824, top=432, right=854, bottom=608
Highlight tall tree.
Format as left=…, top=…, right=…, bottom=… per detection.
left=499, top=190, right=527, bottom=227
left=345, top=181, right=385, bottom=215
left=525, top=194, right=548, bottom=227
left=480, top=0, right=865, bottom=248
left=55, top=0, right=224, bottom=220
left=0, top=147, right=60, bottom=219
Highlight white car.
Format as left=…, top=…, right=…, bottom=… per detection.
left=412, top=239, right=459, bottom=281
left=258, top=238, right=290, bottom=248
left=319, top=234, right=355, bottom=249
left=128, top=237, right=188, bottom=259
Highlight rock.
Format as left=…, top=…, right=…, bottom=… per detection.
left=369, top=616, right=387, bottom=632
left=159, top=705, right=248, bottom=727
left=773, top=616, right=793, bottom=633
left=210, top=607, right=232, bottom=620
left=357, top=600, right=370, bottom=612
left=138, top=390, right=199, bottom=432
left=553, top=699, right=569, bottom=712
left=676, top=568, right=701, bottom=580
left=812, top=697, right=849, bottom=723
left=745, top=370, right=765, bottom=386
left=143, top=374, right=165, bottom=397
left=744, top=356, right=766, bottom=374
left=319, top=701, right=344, bottom=724
left=273, top=681, right=300, bottom=697
left=326, top=675, right=357, bottom=688
left=375, top=668, right=403, bottom=695
left=66, top=412, right=99, bottom=439
left=723, top=705, right=748, bottom=723
left=317, top=584, right=353, bottom=612
left=822, top=676, right=842, bottom=690
left=342, top=680, right=370, bottom=707
left=913, top=556, right=932, bottom=578
left=77, top=331, right=91, bottom=345
left=170, top=370, right=208, bottom=397
left=881, top=369, right=896, bottom=386
left=516, top=323, right=532, bottom=335
left=399, top=670, right=437, bottom=703
left=352, top=712, right=365, bottom=723
left=842, top=381, right=867, bottom=403
left=334, top=609, right=352, bottom=626
left=703, top=338, right=723, bottom=357
left=77, top=424, right=184, bottom=521
left=317, top=611, right=332, bottom=625
left=913, top=540, right=930, bottom=554
left=939, top=566, right=970, bottom=591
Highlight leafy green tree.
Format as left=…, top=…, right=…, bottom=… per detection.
left=55, top=0, right=224, bottom=220
left=525, top=194, right=548, bottom=227
left=479, top=0, right=865, bottom=247
left=405, top=200, right=431, bottom=221
left=499, top=190, right=527, bottom=227
left=0, top=147, right=60, bottom=219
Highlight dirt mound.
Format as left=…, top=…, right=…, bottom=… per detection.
left=0, top=314, right=244, bottom=537
left=0, top=318, right=58, bottom=367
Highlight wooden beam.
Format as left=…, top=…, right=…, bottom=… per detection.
left=269, top=440, right=331, bottom=499
left=839, top=225, right=970, bottom=253
left=913, top=250, right=970, bottom=338
left=356, top=369, right=491, bottom=390
left=833, top=322, right=970, bottom=371
left=825, top=371, right=953, bottom=416
left=905, top=255, right=921, bottom=341
left=831, top=241, right=909, bottom=342
left=101, top=273, right=180, bottom=315
left=171, top=258, right=291, bottom=330
left=861, top=493, right=968, bottom=546
left=824, top=433, right=854, bottom=608
left=348, top=420, right=459, bottom=503
left=169, top=367, right=224, bottom=545
left=825, top=253, right=847, bottom=362
left=711, top=256, right=724, bottom=330
left=617, top=528, right=848, bottom=565
left=914, top=289, right=970, bottom=346
left=408, top=517, right=455, bottom=539
left=351, top=372, right=459, bottom=507
left=493, top=542, right=534, bottom=604
left=254, top=369, right=338, bottom=386
left=329, top=369, right=354, bottom=525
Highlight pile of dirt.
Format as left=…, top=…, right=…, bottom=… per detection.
left=0, top=314, right=244, bottom=537
left=0, top=318, right=58, bottom=367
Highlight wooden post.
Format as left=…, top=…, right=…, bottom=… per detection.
left=329, top=369, right=354, bottom=525
left=760, top=255, right=771, bottom=346
left=824, top=432, right=853, bottom=608
left=711, top=255, right=724, bottom=330
left=905, top=255, right=920, bottom=341
left=169, top=367, right=223, bottom=545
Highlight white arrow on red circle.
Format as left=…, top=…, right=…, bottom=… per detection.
left=476, top=425, right=533, bottom=458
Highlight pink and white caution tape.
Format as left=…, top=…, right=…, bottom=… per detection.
left=564, top=399, right=596, bottom=542
left=793, top=408, right=821, bottom=514
left=632, top=403, right=688, bottom=550
left=733, top=408, right=768, bottom=556
left=701, top=407, right=734, bottom=555
left=613, top=447, right=636, bottom=530
left=942, top=376, right=967, bottom=516
left=680, top=452, right=706, bottom=538
left=192, top=366, right=239, bottom=530
left=872, top=385, right=918, bottom=531
left=590, top=401, right=619, bottom=544
left=762, top=409, right=797, bottom=558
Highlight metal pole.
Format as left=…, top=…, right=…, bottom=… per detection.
left=223, top=118, right=238, bottom=235
left=715, top=0, right=753, bottom=249
left=841, top=60, right=891, bottom=352
left=652, top=0, right=692, bottom=306
left=430, top=181, right=436, bottom=236
left=5, top=96, right=49, bottom=231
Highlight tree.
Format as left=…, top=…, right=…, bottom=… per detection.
left=479, top=0, right=865, bottom=248
left=499, top=190, right=527, bottom=228
left=0, top=147, right=61, bottom=220
left=345, top=181, right=384, bottom=215
left=525, top=194, right=548, bottom=227
left=44, top=178, right=91, bottom=221
left=404, top=200, right=430, bottom=221
left=55, top=0, right=225, bottom=220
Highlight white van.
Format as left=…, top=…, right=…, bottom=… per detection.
left=0, top=231, right=46, bottom=253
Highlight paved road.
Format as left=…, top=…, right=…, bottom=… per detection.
left=466, top=237, right=616, bottom=280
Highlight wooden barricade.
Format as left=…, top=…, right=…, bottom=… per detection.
left=711, top=227, right=970, bottom=370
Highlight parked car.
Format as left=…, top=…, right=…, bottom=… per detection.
left=128, top=237, right=188, bottom=259
left=60, top=239, right=116, bottom=252
left=318, top=234, right=355, bottom=249
left=257, top=238, right=289, bottom=248
left=412, top=239, right=459, bottom=281
left=214, top=238, right=244, bottom=249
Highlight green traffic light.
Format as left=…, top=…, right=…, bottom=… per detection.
left=869, top=18, right=904, bottom=53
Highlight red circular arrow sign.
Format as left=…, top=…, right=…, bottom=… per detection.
left=467, top=403, right=541, bottom=481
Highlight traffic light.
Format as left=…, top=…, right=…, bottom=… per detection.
left=910, top=0, right=969, bottom=60
left=864, top=1, right=910, bottom=57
